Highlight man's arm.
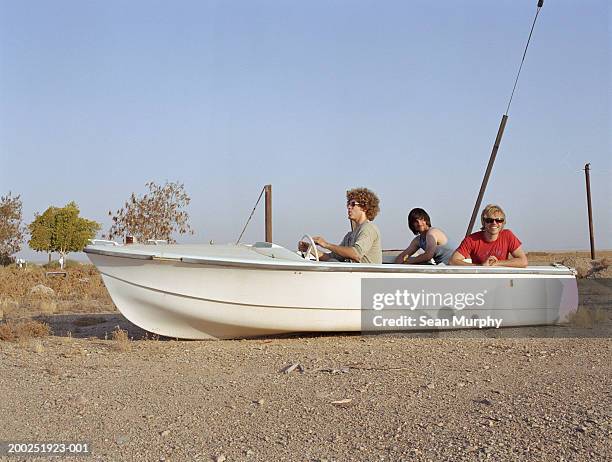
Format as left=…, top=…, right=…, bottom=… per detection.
left=449, top=250, right=473, bottom=266
left=314, top=236, right=361, bottom=262
left=492, top=246, right=528, bottom=268
left=394, top=237, right=420, bottom=263
left=405, top=233, right=437, bottom=264
left=449, top=235, right=475, bottom=266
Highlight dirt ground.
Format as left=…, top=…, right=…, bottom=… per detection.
left=0, top=252, right=610, bottom=461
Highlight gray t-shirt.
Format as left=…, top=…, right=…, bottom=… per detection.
left=330, top=221, right=382, bottom=264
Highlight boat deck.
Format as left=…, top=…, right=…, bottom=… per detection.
left=84, top=242, right=576, bottom=276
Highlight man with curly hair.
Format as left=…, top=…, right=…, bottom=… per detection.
left=298, top=187, right=382, bottom=264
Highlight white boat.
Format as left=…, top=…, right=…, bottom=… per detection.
left=84, top=239, right=579, bottom=340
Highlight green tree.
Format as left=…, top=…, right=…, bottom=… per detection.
left=28, top=206, right=58, bottom=264
left=107, top=181, right=194, bottom=243
left=0, top=192, right=25, bottom=266
left=29, top=202, right=101, bottom=264
left=53, top=202, right=101, bottom=261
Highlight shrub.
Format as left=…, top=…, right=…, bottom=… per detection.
left=111, top=327, right=131, bottom=352
left=0, top=319, right=51, bottom=341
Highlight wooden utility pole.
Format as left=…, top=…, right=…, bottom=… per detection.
left=465, top=115, right=508, bottom=236
left=264, top=184, right=272, bottom=243
left=465, top=0, right=544, bottom=236
left=584, top=163, right=596, bottom=259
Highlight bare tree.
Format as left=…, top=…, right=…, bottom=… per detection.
left=0, top=192, right=25, bottom=265
left=107, top=181, right=194, bottom=243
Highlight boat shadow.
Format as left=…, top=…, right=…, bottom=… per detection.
left=35, top=311, right=610, bottom=342
left=36, top=313, right=170, bottom=341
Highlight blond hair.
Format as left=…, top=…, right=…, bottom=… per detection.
left=480, top=204, right=506, bottom=230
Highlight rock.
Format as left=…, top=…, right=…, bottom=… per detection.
left=160, top=430, right=170, bottom=437
left=214, top=455, right=226, bottom=462
left=73, top=395, right=88, bottom=406
left=115, top=435, right=129, bottom=445
left=280, top=363, right=301, bottom=374
left=29, top=284, right=55, bottom=297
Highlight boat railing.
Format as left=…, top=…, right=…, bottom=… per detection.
left=88, top=239, right=122, bottom=246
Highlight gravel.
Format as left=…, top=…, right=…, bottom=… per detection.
left=0, top=276, right=610, bottom=461
left=0, top=332, right=610, bottom=461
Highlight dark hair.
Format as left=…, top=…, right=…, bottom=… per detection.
left=407, top=208, right=431, bottom=234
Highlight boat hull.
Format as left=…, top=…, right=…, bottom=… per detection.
left=87, top=247, right=579, bottom=340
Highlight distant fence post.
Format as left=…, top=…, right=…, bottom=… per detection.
left=584, top=163, right=596, bottom=259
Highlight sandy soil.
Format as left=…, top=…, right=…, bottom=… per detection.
left=0, top=253, right=610, bottom=461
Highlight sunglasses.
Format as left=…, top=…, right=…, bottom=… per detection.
left=347, top=200, right=361, bottom=208
left=484, top=217, right=505, bottom=224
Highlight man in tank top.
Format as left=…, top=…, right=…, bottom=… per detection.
left=394, top=208, right=455, bottom=265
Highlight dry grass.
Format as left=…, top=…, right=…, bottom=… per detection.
left=567, top=306, right=607, bottom=328
left=0, top=264, right=111, bottom=301
left=111, top=328, right=131, bottom=352
left=0, top=319, right=52, bottom=341
left=30, top=339, right=45, bottom=353
left=0, top=264, right=115, bottom=318
left=590, top=257, right=610, bottom=276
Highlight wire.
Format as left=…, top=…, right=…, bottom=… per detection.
left=236, top=186, right=266, bottom=244
left=505, top=4, right=543, bottom=116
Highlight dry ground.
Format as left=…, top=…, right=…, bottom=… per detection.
left=0, top=252, right=610, bottom=461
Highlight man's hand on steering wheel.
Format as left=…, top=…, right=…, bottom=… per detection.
left=298, top=234, right=320, bottom=261
left=313, top=236, right=329, bottom=250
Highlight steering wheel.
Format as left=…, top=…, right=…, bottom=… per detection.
left=300, top=234, right=320, bottom=262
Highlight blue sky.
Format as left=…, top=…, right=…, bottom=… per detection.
left=1, top=0, right=610, bottom=261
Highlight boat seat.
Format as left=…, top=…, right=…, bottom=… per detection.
left=382, top=255, right=398, bottom=264
left=382, top=249, right=402, bottom=264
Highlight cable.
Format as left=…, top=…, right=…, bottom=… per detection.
left=236, top=186, right=266, bottom=244
left=505, top=2, right=544, bottom=116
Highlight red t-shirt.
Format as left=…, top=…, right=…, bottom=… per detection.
left=456, top=229, right=522, bottom=265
